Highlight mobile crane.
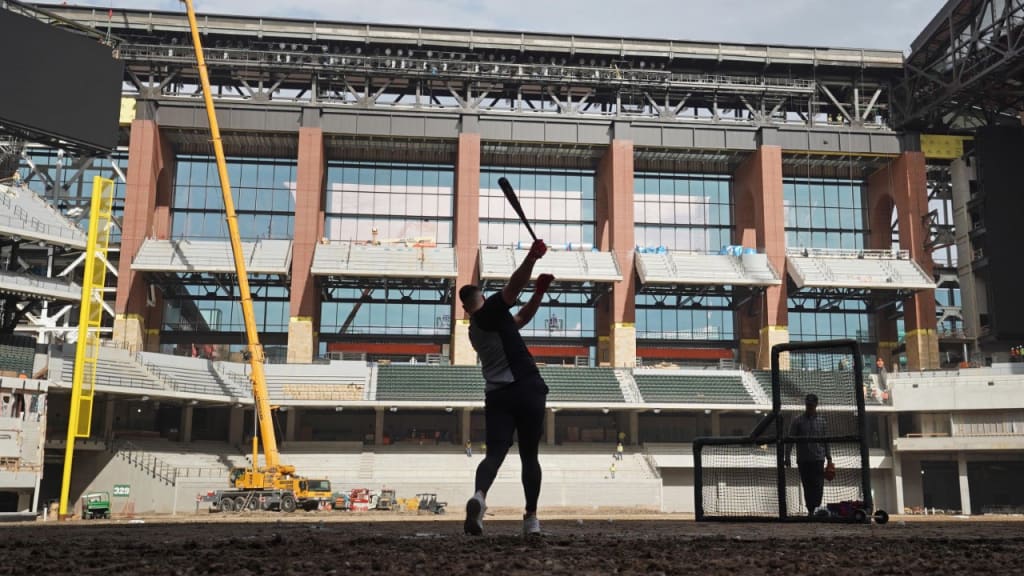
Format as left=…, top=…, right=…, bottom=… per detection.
left=182, top=0, right=332, bottom=513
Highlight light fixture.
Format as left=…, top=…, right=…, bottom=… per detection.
left=550, top=408, right=558, bottom=413
left=278, top=406, right=289, bottom=412
left=704, top=409, right=712, bottom=415
left=140, top=396, right=150, bottom=402
left=652, top=408, right=661, bottom=414
left=188, top=399, right=199, bottom=406
left=389, top=406, right=398, bottom=413
left=334, top=406, right=345, bottom=412
left=444, top=407, right=453, bottom=413
left=601, top=408, right=610, bottom=414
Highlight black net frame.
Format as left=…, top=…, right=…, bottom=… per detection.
left=694, top=339, right=871, bottom=522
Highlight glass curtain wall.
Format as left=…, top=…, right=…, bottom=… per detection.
left=634, top=173, right=734, bottom=341
left=480, top=168, right=595, bottom=339
left=320, top=162, right=454, bottom=337
left=784, top=177, right=871, bottom=342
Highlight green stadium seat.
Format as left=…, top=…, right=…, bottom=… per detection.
left=633, top=372, right=754, bottom=404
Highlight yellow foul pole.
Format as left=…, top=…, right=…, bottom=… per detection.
left=59, top=176, right=115, bottom=519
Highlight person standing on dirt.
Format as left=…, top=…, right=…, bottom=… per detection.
left=459, top=239, right=554, bottom=537
left=786, top=393, right=832, bottom=516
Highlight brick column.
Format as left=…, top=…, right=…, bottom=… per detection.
left=451, top=132, right=481, bottom=365
left=868, top=152, right=939, bottom=370
left=733, top=146, right=787, bottom=369
left=288, top=127, right=325, bottom=363
left=114, top=119, right=174, bottom=352
left=596, top=140, right=636, bottom=367
left=866, top=183, right=900, bottom=366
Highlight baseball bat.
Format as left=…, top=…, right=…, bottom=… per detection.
left=497, top=177, right=538, bottom=242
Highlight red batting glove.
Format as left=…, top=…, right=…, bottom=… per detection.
left=528, top=239, right=547, bottom=260
left=535, top=273, right=555, bottom=294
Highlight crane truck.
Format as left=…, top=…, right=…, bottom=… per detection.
left=182, top=0, right=332, bottom=513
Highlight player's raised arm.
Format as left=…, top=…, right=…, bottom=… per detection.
left=514, top=274, right=554, bottom=328
left=502, top=239, right=547, bottom=306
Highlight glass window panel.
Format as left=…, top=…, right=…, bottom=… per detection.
left=825, top=206, right=840, bottom=228
left=189, top=161, right=208, bottom=186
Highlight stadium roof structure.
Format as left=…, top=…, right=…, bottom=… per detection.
left=630, top=248, right=782, bottom=305
left=786, top=247, right=936, bottom=309
left=312, top=242, right=457, bottom=303
left=894, top=0, right=1024, bottom=130
left=478, top=248, right=622, bottom=304
left=0, top=271, right=80, bottom=302
left=42, top=4, right=906, bottom=143
left=0, top=183, right=87, bottom=249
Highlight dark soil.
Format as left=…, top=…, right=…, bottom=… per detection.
left=1, top=515, right=1021, bottom=575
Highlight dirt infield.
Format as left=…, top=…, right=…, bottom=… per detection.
left=2, top=514, right=1022, bottom=575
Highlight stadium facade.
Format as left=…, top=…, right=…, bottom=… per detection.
left=0, top=1, right=1021, bottom=516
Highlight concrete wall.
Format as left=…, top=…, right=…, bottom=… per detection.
left=660, top=468, right=694, bottom=513
left=890, top=372, right=1024, bottom=411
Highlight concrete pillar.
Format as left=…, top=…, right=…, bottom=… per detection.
left=374, top=408, right=385, bottom=446
left=180, top=404, right=193, bottom=443
left=629, top=411, right=640, bottom=446
left=734, top=146, right=787, bottom=369
left=868, top=152, right=939, bottom=370
left=710, top=411, right=721, bottom=436
left=461, top=408, right=472, bottom=445
left=103, top=397, right=115, bottom=441
left=451, top=131, right=481, bottom=365
left=889, top=415, right=905, bottom=514
left=950, top=159, right=980, bottom=357
left=285, top=408, right=297, bottom=442
left=228, top=406, right=244, bottom=446
left=17, top=491, right=31, bottom=513
left=958, top=453, right=972, bottom=515
left=545, top=409, right=556, bottom=446
left=288, top=126, right=325, bottom=363
left=596, top=140, right=636, bottom=367
left=114, top=119, right=174, bottom=352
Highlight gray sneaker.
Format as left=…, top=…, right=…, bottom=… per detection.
left=464, top=493, right=486, bottom=535
left=523, top=514, right=541, bottom=536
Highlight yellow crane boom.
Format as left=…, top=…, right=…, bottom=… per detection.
left=183, top=0, right=279, bottom=470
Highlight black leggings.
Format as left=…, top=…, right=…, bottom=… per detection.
left=798, top=460, right=825, bottom=515
left=475, top=377, right=548, bottom=513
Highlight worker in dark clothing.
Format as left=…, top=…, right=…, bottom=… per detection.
left=459, top=238, right=554, bottom=537
left=786, top=393, right=832, bottom=516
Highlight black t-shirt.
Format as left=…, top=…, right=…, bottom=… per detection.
left=469, top=292, right=539, bottom=391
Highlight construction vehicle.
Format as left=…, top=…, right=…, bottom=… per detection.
left=375, top=488, right=398, bottom=511
left=416, top=493, right=447, bottom=515
left=181, top=0, right=331, bottom=514
left=80, top=492, right=110, bottom=520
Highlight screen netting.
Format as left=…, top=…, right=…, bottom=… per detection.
left=695, top=340, right=870, bottom=521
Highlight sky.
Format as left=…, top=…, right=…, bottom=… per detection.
left=36, top=0, right=947, bottom=52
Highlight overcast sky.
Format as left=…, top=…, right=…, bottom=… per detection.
left=37, top=0, right=945, bottom=52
